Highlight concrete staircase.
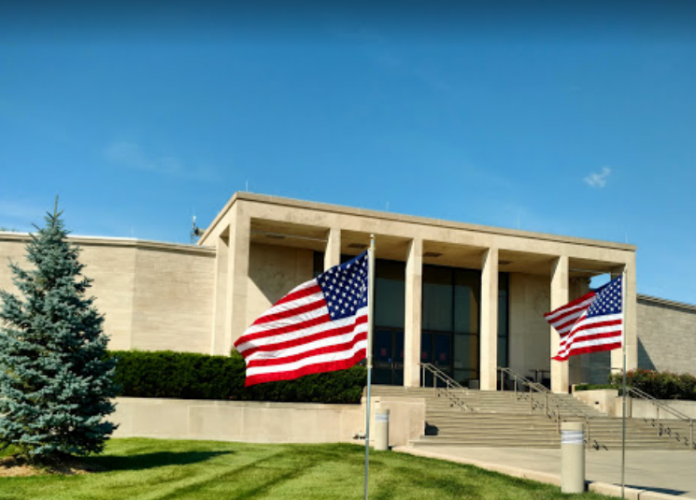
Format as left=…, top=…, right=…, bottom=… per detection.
left=371, top=385, right=692, bottom=450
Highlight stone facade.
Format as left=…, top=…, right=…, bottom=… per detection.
left=0, top=234, right=216, bottom=353
left=637, top=295, right=696, bottom=374
left=6, top=192, right=679, bottom=392
left=198, top=193, right=639, bottom=393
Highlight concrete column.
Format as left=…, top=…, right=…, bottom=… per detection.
left=480, top=247, right=499, bottom=391
left=611, top=259, right=638, bottom=373
left=210, top=231, right=230, bottom=354
left=324, top=228, right=341, bottom=271
left=404, top=238, right=423, bottom=387
left=551, top=256, right=570, bottom=393
left=223, top=204, right=251, bottom=355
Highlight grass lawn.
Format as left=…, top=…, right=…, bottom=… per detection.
left=0, top=438, right=613, bottom=500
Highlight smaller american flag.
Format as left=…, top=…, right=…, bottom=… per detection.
left=545, top=276, right=624, bottom=361
left=234, top=252, right=369, bottom=386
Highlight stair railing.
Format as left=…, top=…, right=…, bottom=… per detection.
left=419, top=363, right=472, bottom=412
left=498, top=367, right=599, bottom=449
left=625, top=386, right=695, bottom=450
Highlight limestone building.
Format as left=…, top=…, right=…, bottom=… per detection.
left=0, top=192, right=692, bottom=393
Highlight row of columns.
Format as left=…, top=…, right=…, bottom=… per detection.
left=212, top=211, right=636, bottom=393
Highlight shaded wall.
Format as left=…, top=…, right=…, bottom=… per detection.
left=509, top=273, right=551, bottom=379
left=638, top=295, right=696, bottom=375
left=246, top=243, right=314, bottom=328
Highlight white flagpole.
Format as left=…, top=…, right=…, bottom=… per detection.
left=364, top=235, right=376, bottom=500
left=621, top=268, right=627, bottom=500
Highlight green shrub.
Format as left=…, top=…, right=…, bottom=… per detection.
left=573, top=383, right=615, bottom=392
left=608, top=369, right=696, bottom=401
left=109, top=350, right=367, bottom=404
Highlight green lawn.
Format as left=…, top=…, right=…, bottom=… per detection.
left=0, top=438, right=611, bottom=500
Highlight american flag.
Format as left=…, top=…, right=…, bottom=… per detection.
left=545, top=276, right=623, bottom=361
left=234, top=252, right=369, bottom=386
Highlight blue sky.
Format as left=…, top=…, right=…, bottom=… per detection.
left=1, top=3, right=696, bottom=302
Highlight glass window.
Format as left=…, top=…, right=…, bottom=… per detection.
left=374, top=330, right=393, bottom=363
left=422, top=266, right=453, bottom=332
left=375, top=260, right=405, bottom=329
left=453, top=333, right=479, bottom=385
left=434, top=333, right=452, bottom=367
left=395, top=331, right=404, bottom=363
left=498, top=273, right=509, bottom=368
left=313, top=252, right=325, bottom=277
left=454, top=269, right=480, bottom=334
left=421, top=332, right=432, bottom=363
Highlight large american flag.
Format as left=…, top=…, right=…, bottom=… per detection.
left=234, top=252, right=369, bottom=386
left=545, top=276, right=623, bottom=361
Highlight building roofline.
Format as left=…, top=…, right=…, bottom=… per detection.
left=200, top=191, right=637, bottom=252
left=0, top=232, right=216, bottom=255
left=638, top=294, right=696, bottom=314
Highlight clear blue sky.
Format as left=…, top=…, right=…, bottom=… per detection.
left=1, top=2, right=695, bottom=302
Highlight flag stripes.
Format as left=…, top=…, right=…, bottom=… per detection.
left=234, top=252, right=370, bottom=386
left=545, top=276, right=624, bottom=361
left=244, top=350, right=368, bottom=386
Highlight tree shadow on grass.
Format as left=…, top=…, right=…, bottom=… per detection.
left=88, top=450, right=233, bottom=472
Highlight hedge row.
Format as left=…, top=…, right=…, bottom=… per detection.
left=109, top=350, right=367, bottom=404
left=609, top=369, right=696, bottom=401
left=573, top=383, right=615, bottom=392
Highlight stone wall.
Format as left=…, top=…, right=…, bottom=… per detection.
left=509, top=273, right=551, bottom=379
left=112, top=396, right=425, bottom=446
left=638, top=295, right=696, bottom=375
left=246, top=243, right=314, bottom=329
left=113, top=397, right=365, bottom=444
left=0, top=233, right=216, bottom=353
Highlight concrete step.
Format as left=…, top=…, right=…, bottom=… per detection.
left=372, top=385, right=686, bottom=450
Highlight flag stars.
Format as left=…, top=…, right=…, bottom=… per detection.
left=316, top=252, right=369, bottom=320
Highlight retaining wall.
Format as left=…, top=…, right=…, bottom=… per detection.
left=573, top=389, right=696, bottom=419
left=112, top=396, right=426, bottom=446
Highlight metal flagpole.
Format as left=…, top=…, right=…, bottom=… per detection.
left=621, top=267, right=627, bottom=500
left=364, top=235, right=376, bottom=500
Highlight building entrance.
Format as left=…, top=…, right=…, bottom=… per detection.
left=373, top=328, right=404, bottom=385
left=421, top=331, right=453, bottom=385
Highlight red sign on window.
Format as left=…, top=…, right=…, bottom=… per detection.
left=440, top=353, right=446, bottom=361
left=381, top=348, right=387, bottom=357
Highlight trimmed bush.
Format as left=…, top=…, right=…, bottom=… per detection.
left=573, top=383, right=615, bottom=392
left=109, top=350, right=367, bottom=404
left=608, top=369, right=696, bottom=401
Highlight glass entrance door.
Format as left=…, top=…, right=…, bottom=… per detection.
left=373, top=329, right=404, bottom=385
left=433, top=333, right=452, bottom=374
left=421, top=332, right=453, bottom=386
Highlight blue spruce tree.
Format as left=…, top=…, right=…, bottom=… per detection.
left=0, top=203, right=117, bottom=462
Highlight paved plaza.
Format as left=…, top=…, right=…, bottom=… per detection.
left=397, top=445, right=696, bottom=498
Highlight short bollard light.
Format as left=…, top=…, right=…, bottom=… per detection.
left=374, top=409, right=390, bottom=451
left=561, top=421, right=585, bottom=494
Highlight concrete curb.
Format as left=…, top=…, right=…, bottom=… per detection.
left=393, top=447, right=695, bottom=500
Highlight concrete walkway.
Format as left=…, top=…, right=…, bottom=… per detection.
left=395, top=445, right=696, bottom=499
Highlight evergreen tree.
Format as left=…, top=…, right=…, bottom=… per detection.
left=0, top=202, right=117, bottom=462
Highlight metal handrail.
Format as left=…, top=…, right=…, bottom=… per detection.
left=419, top=363, right=472, bottom=412
left=498, top=367, right=595, bottom=419
left=498, top=366, right=598, bottom=449
left=625, top=386, right=694, bottom=449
